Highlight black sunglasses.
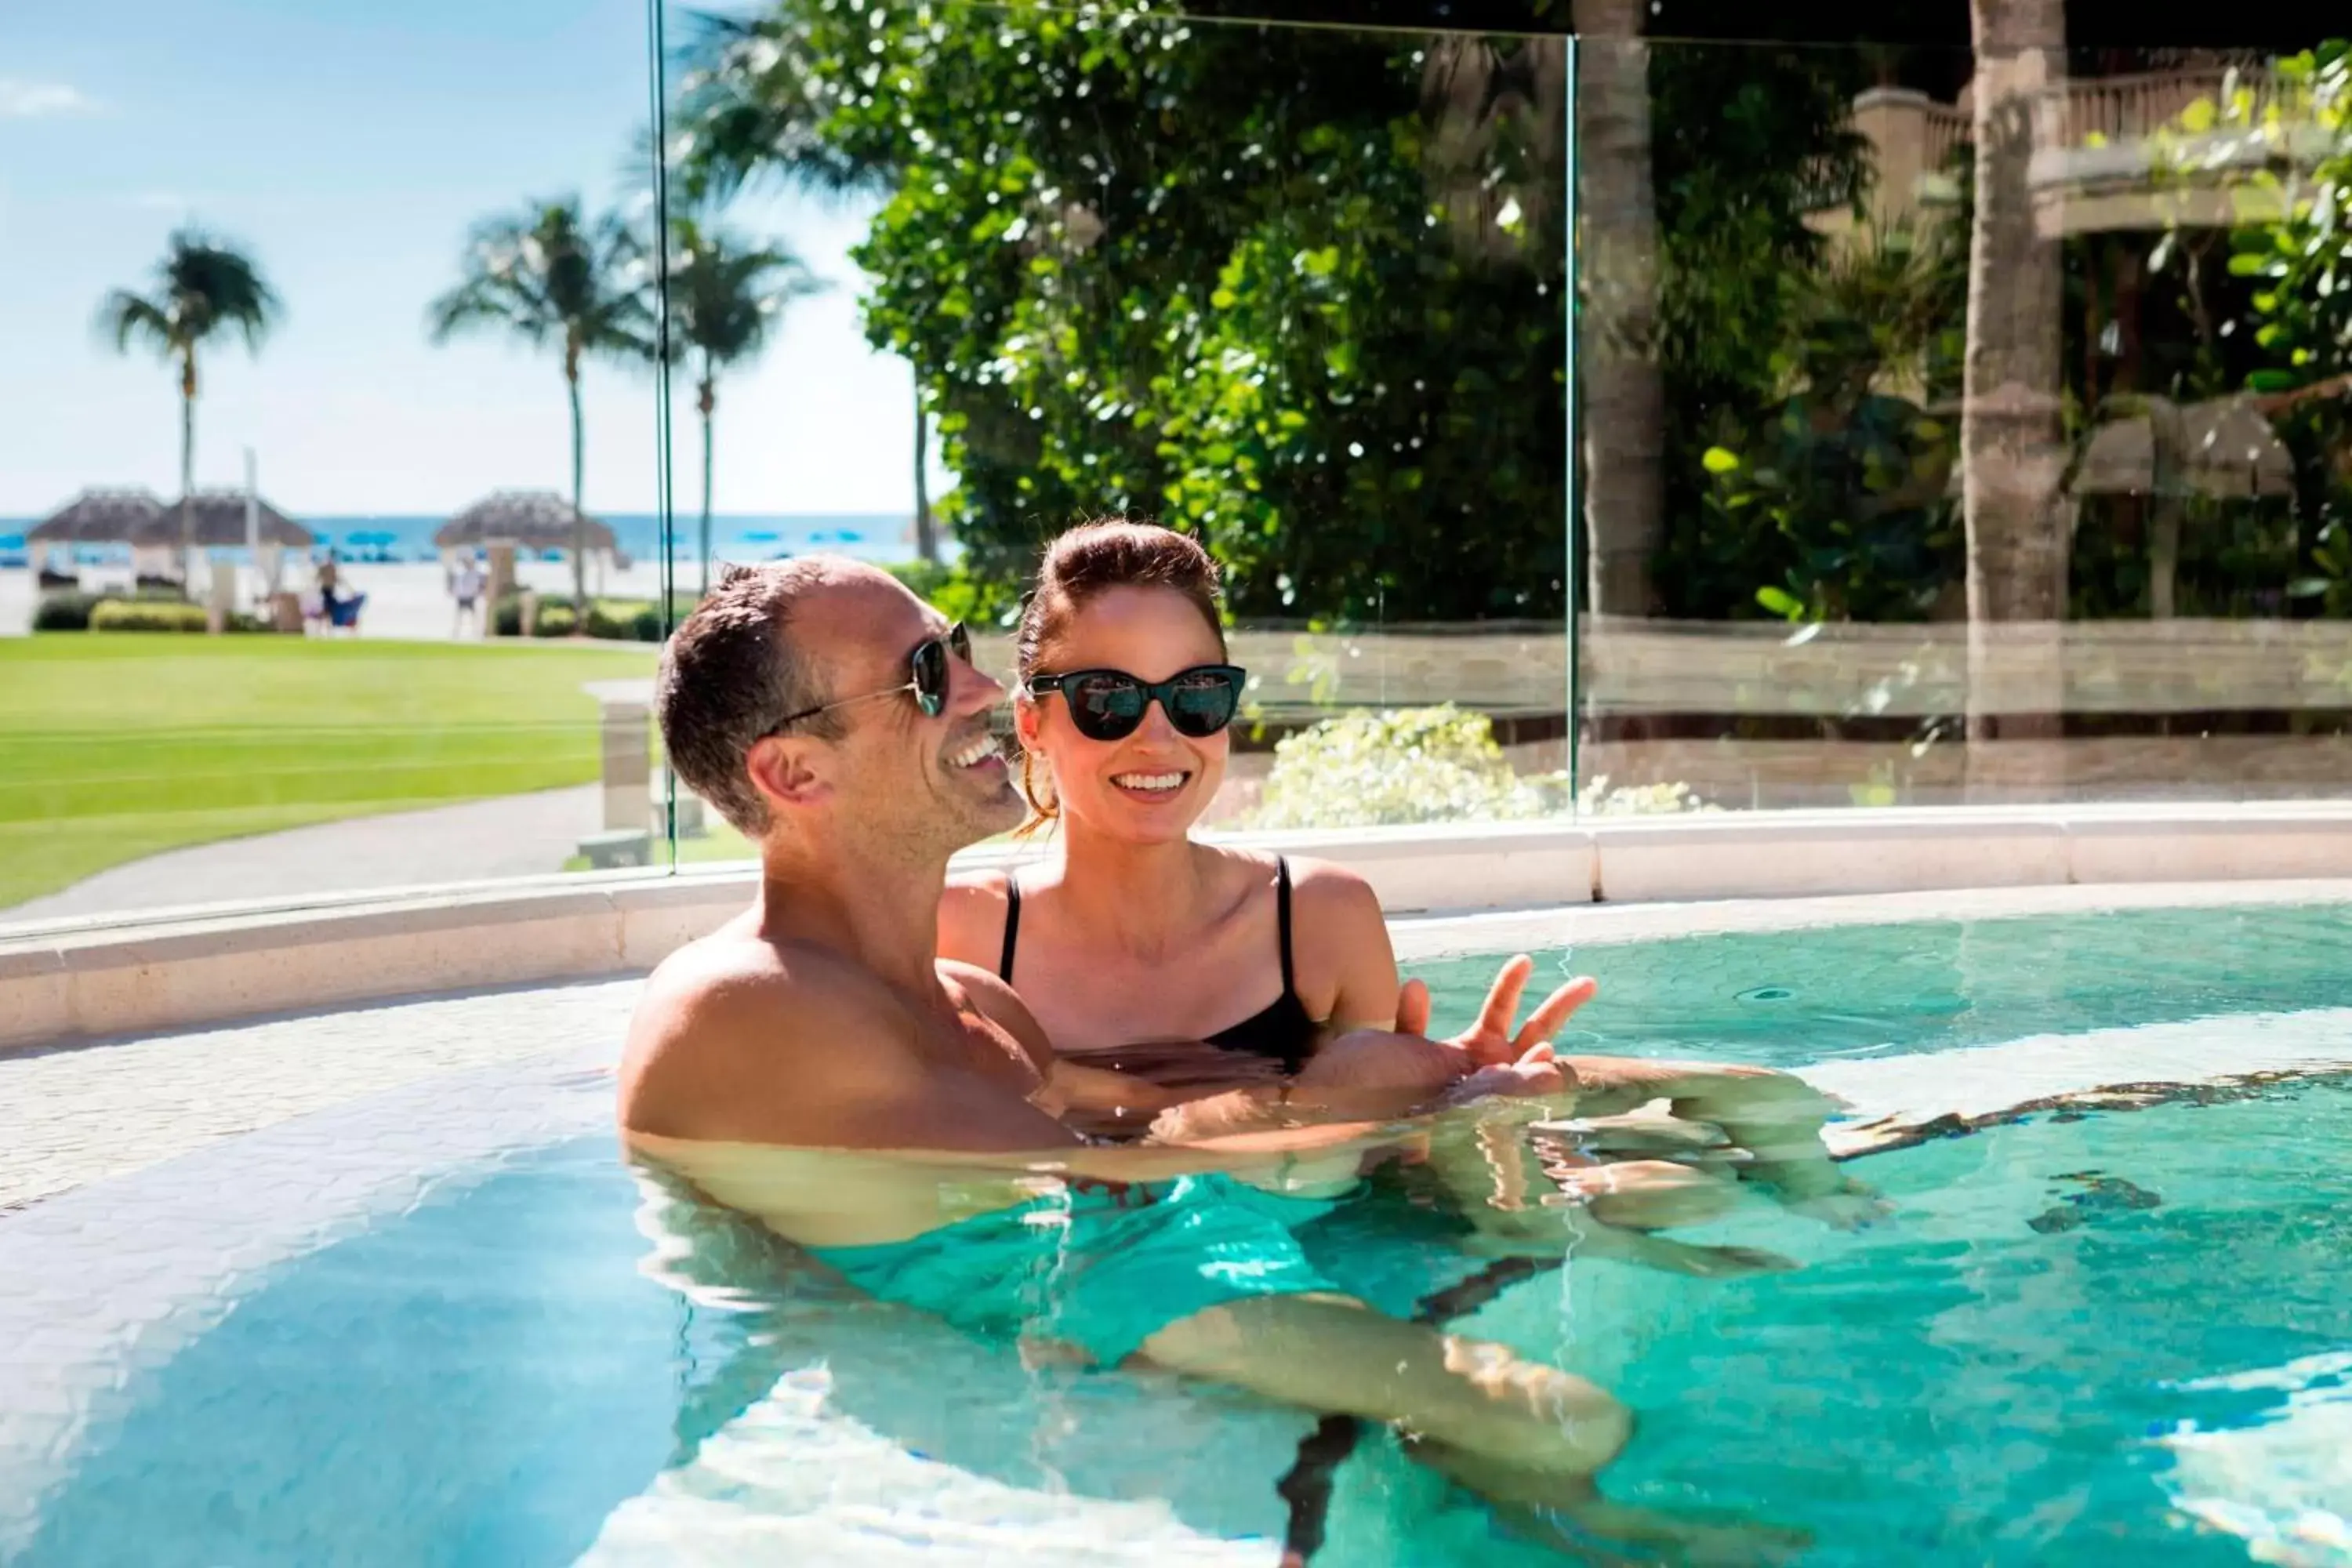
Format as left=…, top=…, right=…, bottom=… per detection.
left=1026, top=664, right=1247, bottom=742
left=770, top=622, right=971, bottom=733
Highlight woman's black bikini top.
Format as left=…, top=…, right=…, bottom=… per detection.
left=997, top=855, right=1321, bottom=1073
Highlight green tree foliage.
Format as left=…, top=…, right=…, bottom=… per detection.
left=1701, top=220, right=1970, bottom=623
left=673, top=5, right=1868, bottom=622
left=99, top=229, right=281, bottom=579
left=2227, top=42, right=2352, bottom=614
left=428, top=198, right=654, bottom=612
left=667, top=215, right=827, bottom=595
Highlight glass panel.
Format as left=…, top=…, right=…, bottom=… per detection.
left=658, top=2, right=1573, bottom=859
left=0, top=2, right=676, bottom=932
left=1579, top=30, right=2352, bottom=808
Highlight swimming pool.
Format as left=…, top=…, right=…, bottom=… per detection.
left=3, top=898, right=2348, bottom=1566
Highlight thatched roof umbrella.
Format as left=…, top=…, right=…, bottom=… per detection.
left=26, top=488, right=167, bottom=545
left=2067, top=393, right=2294, bottom=616
left=434, top=491, right=618, bottom=557
left=128, top=492, right=316, bottom=550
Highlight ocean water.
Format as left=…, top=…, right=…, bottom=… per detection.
left=9, top=905, right=2352, bottom=1566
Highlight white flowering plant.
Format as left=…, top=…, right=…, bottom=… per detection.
left=1246, top=705, right=1715, bottom=829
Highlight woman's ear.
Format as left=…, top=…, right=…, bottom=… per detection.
left=743, top=734, right=831, bottom=813
left=1012, top=693, right=1044, bottom=750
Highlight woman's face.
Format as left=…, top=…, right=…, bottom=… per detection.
left=1018, top=584, right=1229, bottom=844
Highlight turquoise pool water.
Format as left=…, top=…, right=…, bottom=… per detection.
left=8, top=902, right=2351, bottom=1566
left=1411, top=902, right=2352, bottom=1067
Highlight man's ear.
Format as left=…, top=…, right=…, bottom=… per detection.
left=744, top=734, right=833, bottom=812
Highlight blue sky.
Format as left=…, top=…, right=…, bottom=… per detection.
left=0, top=0, right=938, bottom=517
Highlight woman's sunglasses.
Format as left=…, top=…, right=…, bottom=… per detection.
left=1026, top=664, right=1247, bottom=742
left=769, top=622, right=971, bottom=732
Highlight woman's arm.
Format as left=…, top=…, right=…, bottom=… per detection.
left=1287, top=858, right=1406, bottom=1037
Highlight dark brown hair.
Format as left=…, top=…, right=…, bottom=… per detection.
left=1013, top=518, right=1226, bottom=824
left=657, top=561, right=844, bottom=835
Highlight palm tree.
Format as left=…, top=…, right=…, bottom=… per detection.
left=1961, top=0, right=2069, bottom=794
left=673, top=12, right=942, bottom=565
left=428, top=198, right=652, bottom=612
left=667, top=215, right=826, bottom=596
left=99, top=228, right=281, bottom=586
left=1572, top=0, right=1665, bottom=622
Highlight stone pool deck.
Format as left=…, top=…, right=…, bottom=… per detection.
left=0, top=980, right=636, bottom=1214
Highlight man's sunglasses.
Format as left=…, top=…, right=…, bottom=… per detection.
left=769, top=622, right=971, bottom=733
left=1025, top=664, right=1247, bottom=742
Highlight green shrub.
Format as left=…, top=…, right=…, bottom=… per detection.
left=579, top=604, right=629, bottom=641
left=578, top=599, right=671, bottom=641
left=1248, top=704, right=1716, bottom=829
left=88, top=600, right=212, bottom=634
left=495, top=594, right=678, bottom=641
left=1250, top=706, right=1552, bottom=829
left=1575, top=776, right=1720, bottom=816
left=31, top=592, right=103, bottom=632
left=884, top=559, right=1024, bottom=629
left=531, top=602, right=580, bottom=638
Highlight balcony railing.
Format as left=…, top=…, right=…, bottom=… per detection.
left=2053, top=66, right=2297, bottom=148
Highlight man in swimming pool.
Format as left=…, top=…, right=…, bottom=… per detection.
left=619, top=561, right=1871, bottom=1551
left=619, top=558, right=1664, bottom=1506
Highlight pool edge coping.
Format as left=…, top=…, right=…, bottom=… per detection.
left=6, top=802, right=2352, bottom=1051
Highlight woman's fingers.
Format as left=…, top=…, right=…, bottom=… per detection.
left=1513, top=975, right=1599, bottom=1051
left=1468, top=954, right=1536, bottom=1049
left=1394, top=978, right=1432, bottom=1039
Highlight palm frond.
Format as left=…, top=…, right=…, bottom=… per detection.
left=98, top=289, right=176, bottom=356
left=667, top=216, right=829, bottom=369
left=668, top=7, right=891, bottom=205
left=429, top=194, right=660, bottom=367
left=97, top=227, right=280, bottom=361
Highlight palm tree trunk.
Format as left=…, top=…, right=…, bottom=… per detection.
left=566, top=343, right=587, bottom=615
left=699, top=374, right=717, bottom=599
left=912, top=372, right=938, bottom=565
left=1962, top=0, right=2069, bottom=799
left=2148, top=498, right=2181, bottom=618
left=179, top=352, right=198, bottom=593
left=1572, top=0, right=1664, bottom=622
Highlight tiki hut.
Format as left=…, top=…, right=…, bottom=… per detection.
left=130, top=492, right=318, bottom=550
left=434, top=491, right=618, bottom=557
left=26, top=488, right=167, bottom=545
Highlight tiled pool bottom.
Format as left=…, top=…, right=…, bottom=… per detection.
left=3, top=896, right=2350, bottom=1566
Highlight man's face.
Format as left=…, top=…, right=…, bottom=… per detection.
left=789, top=572, right=1024, bottom=855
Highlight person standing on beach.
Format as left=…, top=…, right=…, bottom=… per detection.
left=449, top=554, right=486, bottom=639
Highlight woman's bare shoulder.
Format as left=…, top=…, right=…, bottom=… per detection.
left=1278, top=856, right=1398, bottom=1022
left=937, top=872, right=1013, bottom=967
left=1282, top=855, right=1384, bottom=926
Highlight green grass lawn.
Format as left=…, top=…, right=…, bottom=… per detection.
left=0, top=635, right=659, bottom=911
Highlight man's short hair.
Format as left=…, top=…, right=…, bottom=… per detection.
left=658, top=561, right=846, bottom=835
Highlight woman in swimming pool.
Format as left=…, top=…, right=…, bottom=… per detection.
left=937, top=519, right=1878, bottom=1225
left=938, top=519, right=1413, bottom=1088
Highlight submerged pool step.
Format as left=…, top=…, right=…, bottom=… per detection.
left=1806, top=1007, right=2352, bottom=1157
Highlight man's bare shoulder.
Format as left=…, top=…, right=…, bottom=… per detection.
left=936, top=957, right=1054, bottom=1069
left=620, top=927, right=913, bottom=1141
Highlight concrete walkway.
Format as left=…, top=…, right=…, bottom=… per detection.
left=1, top=783, right=604, bottom=926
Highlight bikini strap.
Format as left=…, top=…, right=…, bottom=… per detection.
left=997, top=873, right=1022, bottom=984
left=1274, top=855, right=1298, bottom=996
